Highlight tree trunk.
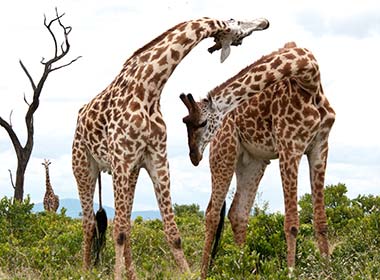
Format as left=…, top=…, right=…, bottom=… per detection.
left=14, top=162, right=27, bottom=201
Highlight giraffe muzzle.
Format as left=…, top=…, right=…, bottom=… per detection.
left=189, top=149, right=202, bottom=166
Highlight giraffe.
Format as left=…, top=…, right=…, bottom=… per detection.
left=42, top=159, right=59, bottom=212
left=71, top=17, right=269, bottom=279
left=180, top=42, right=335, bottom=278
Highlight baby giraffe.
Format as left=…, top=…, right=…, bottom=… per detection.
left=42, top=159, right=59, bottom=212
left=181, top=42, right=335, bottom=278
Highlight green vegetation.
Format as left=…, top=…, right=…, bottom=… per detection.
left=0, top=183, right=379, bottom=279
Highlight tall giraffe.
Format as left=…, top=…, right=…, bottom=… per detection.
left=180, top=42, right=335, bottom=278
left=42, top=159, right=59, bottom=212
left=71, top=17, right=269, bottom=279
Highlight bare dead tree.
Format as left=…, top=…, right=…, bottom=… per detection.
left=0, top=8, right=81, bottom=202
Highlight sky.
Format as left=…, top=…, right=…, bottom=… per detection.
left=0, top=0, right=379, bottom=213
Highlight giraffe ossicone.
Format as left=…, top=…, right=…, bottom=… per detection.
left=181, top=42, right=335, bottom=278
left=72, top=17, right=269, bottom=280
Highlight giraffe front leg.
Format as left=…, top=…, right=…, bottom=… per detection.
left=200, top=120, right=239, bottom=279
left=228, top=157, right=267, bottom=245
left=201, top=191, right=230, bottom=279
left=279, top=150, right=303, bottom=269
left=307, top=142, right=330, bottom=258
left=112, top=168, right=139, bottom=280
left=145, top=154, right=189, bottom=274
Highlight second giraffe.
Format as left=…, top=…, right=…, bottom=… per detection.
left=181, top=42, right=335, bottom=278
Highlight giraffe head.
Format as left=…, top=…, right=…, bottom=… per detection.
left=42, top=159, right=51, bottom=167
left=180, top=93, right=222, bottom=166
left=210, top=18, right=269, bottom=62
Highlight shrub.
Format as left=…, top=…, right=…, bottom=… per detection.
left=1, top=187, right=380, bottom=279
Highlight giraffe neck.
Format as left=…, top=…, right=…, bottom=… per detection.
left=208, top=47, right=320, bottom=117
left=112, top=18, right=227, bottom=103
left=44, top=166, right=53, bottom=193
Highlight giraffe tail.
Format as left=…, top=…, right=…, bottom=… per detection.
left=210, top=200, right=226, bottom=268
left=92, top=172, right=108, bottom=266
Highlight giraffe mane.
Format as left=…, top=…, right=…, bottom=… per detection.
left=207, top=42, right=296, bottom=99
left=123, top=20, right=187, bottom=66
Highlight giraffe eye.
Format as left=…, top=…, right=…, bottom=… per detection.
left=198, top=120, right=207, bottom=128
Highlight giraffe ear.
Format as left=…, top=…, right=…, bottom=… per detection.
left=220, top=40, right=232, bottom=63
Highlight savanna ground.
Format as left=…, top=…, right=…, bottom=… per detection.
left=0, top=183, right=379, bottom=279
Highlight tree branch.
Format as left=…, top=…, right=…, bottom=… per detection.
left=51, top=55, right=82, bottom=71
left=0, top=116, right=23, bottom=159
left=9, top=110, right=13, bottom=127
left=8, top=169, right=15, bottom=190
left=23, top=93, right=30, bottom=106
left=19, top=60, right=36, bottom=92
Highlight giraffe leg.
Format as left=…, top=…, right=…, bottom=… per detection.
left=112, top=167, right=140, bottom=280
left=201, top=126, right=238, bottom=279
left=145, top=153, right=189, bottom=274
left=202, top=185, right=232, bottom=279
left=228, top=156, right=267, bottom=245
left=307, top=141, right=330, bottom=258
left=72, top=142, right=98, bottom=270
left=123, top=169, right=140, bottom=279
left=278, top=150, right=303, bottom=269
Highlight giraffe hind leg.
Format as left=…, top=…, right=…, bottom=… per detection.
left=112, top=167, right=140, bottom=280
left=278, top=150, right=303, bottom=269
left=72, top=141, right=99, bottom=270
left=307, top=141, right=330, bottom=258
left=228, top=157, right=267, bottom=245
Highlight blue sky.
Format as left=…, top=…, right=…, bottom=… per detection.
left=1, top=0, right=379, bottom=213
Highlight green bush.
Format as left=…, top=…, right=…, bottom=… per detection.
left=0, top=185, right=379, bottom=279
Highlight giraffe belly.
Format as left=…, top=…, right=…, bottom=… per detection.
left=241, top=142, right=278, bottom=160
left=93, top=155, right=112, bottom=173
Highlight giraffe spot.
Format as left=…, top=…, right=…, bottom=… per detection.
left=250, top=84, right=261, bottom=92
left=296, top=58, right=309, bottom=73
left=294, top=48, right=306, bottom=56
left=152, top=46, right=168, bottom=60
left=254, top=74, right=262, bottom=82
left=284, top=53, right=296, bottom=60
left=255, top=65, right=267, bottom=72
left=279, top=62, right=292, bottom=76
left=290, top=226, right=298, bottom=238
left=270, top=57, right=282, bottom=69
left=144, top=64, right=154, bottom=79
left=173, top=237, right=181, bottom=249
left=291, top=95, right=302, bottom=110
left=150, top=72, right=165, bottom=86
left=176, top=32, right=194, bottom=46
left=85, top=120, right=94, bottom=131
left=129, top=101, right=141, bottom=111
left=139, top=53, right=151, bottom=62
left=171, top=49, right=180, bottom=61
left=244, top=76, right=252, bottom=85
left=264, top=72, right=276, bottom=85
left=117, top=232, right=126, bottom=246
left=158, top=55, right=168, bottom=66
